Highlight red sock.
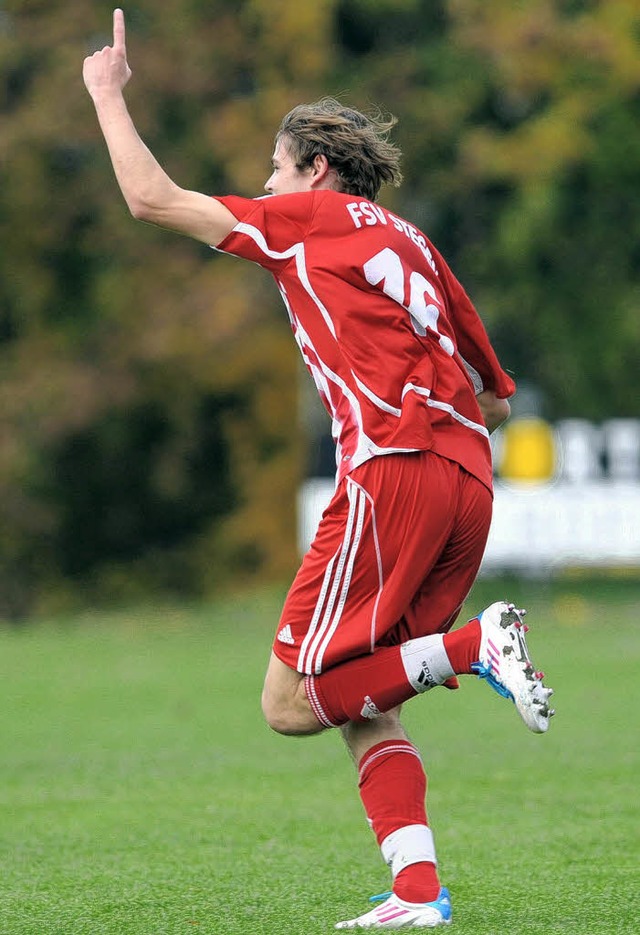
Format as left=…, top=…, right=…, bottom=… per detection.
left=305, top=624, right=481, bottom=728
left=394, top=862, right=441, bottom=904
left=358, top=740, right=440, bottom=903
left=442, top=618, right=481, bottom=674
left=305, top=645, right=415, bottom=727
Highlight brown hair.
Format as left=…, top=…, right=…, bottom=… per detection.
left=276, top=97, right=403, bottom=202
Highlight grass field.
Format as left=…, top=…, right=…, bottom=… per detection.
left=0, top=578, right=638, bottom=934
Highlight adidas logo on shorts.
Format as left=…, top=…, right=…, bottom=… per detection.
left=277, top=624, right=295, bottom=645
left=360, top=695, right=382, bottom=719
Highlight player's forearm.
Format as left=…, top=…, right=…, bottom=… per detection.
left=83, top=10, right=238, bottom=246
left=90, top=90, right=176, bottom=222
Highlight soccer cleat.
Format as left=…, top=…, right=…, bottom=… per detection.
left=471, top=601, right=555, bottom=733
left=335, top=888, right=452, bottom=929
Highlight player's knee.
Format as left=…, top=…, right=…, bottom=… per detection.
left=261, top=685, right=322, bottom=736
left=261, top=690, right=294, bottom=734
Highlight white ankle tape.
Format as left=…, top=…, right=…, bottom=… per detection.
left=400, top=634, right=455, bottom=693
left=380, top=824, right=437, bottom=878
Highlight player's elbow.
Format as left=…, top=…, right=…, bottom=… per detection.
left=125, top=177, right=178, bottom=224
left=127, top=195, right=157, bottom=223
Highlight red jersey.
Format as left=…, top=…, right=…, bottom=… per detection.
left=215, top=190, right=515, bottom=491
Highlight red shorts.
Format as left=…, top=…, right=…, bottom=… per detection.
left=275, top=451, right=493, bottom=675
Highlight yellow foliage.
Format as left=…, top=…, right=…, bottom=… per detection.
left=450, top=0, right=640, bottom=186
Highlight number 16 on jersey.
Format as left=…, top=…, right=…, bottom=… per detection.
left=363, top=247, right=455, bottom=356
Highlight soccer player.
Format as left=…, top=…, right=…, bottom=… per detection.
left=83, top=10, right=554, bottom=929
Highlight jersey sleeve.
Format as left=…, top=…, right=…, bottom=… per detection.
left=213, top=192, right=316, bottom=272
left=436, top=252, right=516, bottom=399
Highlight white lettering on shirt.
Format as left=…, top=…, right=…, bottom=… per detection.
left=346, top=201, right=388, bottom=229
left=388, top=214, right=438, bottom=274
left=346, top=203, right=437, bottom=274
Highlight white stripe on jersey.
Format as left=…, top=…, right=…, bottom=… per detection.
left=290, top=310, right=388, bottom=470
left=402, top=382, right=489, bottom=437
left=355, top=375, right=402, bottom=417
left=357, top=375, right=489, bottom=443
left=234, top=222, right=338, bottom=338
left=401, top=381, right=431, bottom=402
left=277, top=281, right=363, bottom=468
left=426, top=398, right=489, bottom=437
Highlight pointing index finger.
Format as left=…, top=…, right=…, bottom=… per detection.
left=113, top=8, right=126, bottom=53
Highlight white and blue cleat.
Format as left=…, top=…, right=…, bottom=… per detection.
left=471, top=601, right=555, bottom=733
left=335, top=887, right=452, bottom=928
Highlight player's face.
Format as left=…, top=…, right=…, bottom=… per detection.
left=264, top=138, right=313, bottom=195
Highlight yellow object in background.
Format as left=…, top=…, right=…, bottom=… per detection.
left=498, top=416, right=557, bottom=482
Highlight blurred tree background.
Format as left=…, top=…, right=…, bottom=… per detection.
left=1, top=0, right=638, bottom=618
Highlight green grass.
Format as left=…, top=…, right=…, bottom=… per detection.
left=0, top=579, right=638, bottom=934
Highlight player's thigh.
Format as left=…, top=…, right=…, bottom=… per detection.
left=364, top=452, right=479, bottom=645
left=276, top=474, right=387, bottom=675
left=403, top=469, right=493, bottom=639
left=276, top=453, right=486, bottom=674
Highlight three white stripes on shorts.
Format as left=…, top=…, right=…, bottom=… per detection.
left=298, top=479, right=367, bottom=675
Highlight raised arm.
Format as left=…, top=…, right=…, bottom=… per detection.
left=83, top=9, right=237, bottom=246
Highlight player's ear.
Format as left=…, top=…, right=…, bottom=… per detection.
left=310, top=153, right=331, bottom=184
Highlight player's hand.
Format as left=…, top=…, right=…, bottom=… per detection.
left=83, top=8, right=132, bottom=99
